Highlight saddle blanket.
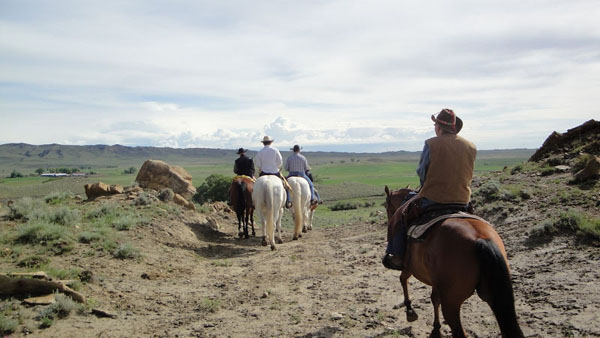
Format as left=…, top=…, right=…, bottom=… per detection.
left=407, top=212, right=490, bottom=239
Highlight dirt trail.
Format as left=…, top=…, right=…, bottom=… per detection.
left=32, top=205, right=599, bottom=338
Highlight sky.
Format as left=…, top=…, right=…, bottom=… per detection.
left=1, top=0, right=599, bottom=152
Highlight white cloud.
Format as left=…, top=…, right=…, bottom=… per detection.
left=1, top=0, right=599, bottom=151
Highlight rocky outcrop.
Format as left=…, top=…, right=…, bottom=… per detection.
left=529, top=119, right=600, bottom=162
left=135, top=160, right=196, bottom=200
left=84, top=182, right=124, bottom=200
left=173, top=193, right=196, bottom=211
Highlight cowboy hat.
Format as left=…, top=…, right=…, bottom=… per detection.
left=261, top=135, right=274, bottom=143
left=236, top=148, right=247, bottom=154
left=290, top=145, right=302, bottom=152
left=431, top=108, right=463, bottom=134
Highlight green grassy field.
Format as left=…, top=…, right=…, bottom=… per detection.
left=0, top=156, right=531, bottom=201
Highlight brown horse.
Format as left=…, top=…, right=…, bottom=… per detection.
left=384, top=186, right=524, bottom=338
left=230, top=176, right=255, bottom=238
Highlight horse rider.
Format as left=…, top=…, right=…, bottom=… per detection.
left=234, top=147, right=255, bottom=178
left=383, top=108, right=477, bottom=270
left=285, top=144, right=322, bottom=205
left=254, top=135, right=292, bottom=209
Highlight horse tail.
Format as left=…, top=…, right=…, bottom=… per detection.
left=264, top=181, right=275, bottom=245
left=237, top=181, right=246, bottom=215
left=292, top=180, right=303, bottom=237
left=476, top=238, right=524, bottom=338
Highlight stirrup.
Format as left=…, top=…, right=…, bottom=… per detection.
left=285, top=201, right=292, bottom=209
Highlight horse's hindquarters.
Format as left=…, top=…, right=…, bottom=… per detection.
left=252, top=176, right=286, bottom=249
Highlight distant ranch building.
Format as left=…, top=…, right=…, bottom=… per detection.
left=40, top=173, right=88, bottom=177
left=41, top=173, right=68, bottom=177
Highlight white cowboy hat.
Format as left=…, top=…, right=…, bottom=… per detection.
left=261, top=135, right=274, bottom=143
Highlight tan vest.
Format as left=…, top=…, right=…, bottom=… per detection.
left=418, top=134, right=476, bottom=204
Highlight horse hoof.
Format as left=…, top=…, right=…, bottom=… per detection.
left=244, top=234, right=250, bottom=239
left=252, top=231, right=256, bottom=236
left=406, top=309, right=418, bottom=322
left=261, top=238, right=268, bottom=246
left=276, top=238, right=283, bottom=244
left=293, top=236, right=298, bottom=241
left=302, top=227, right=307, bottom=233
left=238, top=232, right=243, bottom=238
left=270, top=245, right=276, bottom=250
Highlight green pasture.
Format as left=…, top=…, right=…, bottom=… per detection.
left=311, top=157, right=527, bottom=191
left=0, top=154, right=530, bottom=201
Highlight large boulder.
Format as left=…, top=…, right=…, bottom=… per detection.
left=84, top=182, right=124, bottom=200
left=574, top=155, right=600, bottom=182
left=135, top=160, right=196, bottom=200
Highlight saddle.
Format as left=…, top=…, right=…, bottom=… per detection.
left=233, top=175, right=256, bottom=183
left=404, top=202, right=479, bottom=239
left=260, top=172, right=292, bottom=191
left=407, top=212, right=488, bottom=239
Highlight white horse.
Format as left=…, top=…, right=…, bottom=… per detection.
left=252, top=175, right=286, bottom=250
left=287, top=176, right=311, bottom=240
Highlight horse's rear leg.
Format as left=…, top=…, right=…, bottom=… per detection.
left=250, top=209, right=256, bottom=236
left=441, top=299, right=466, bottom=338
left=430, top=288, right=442, bottom=337
left=243, top=208, right=250, bottom=239
left=275, top=208, right=284, bottom=244
left=237, top=215, right=244, bottom=238
left=400, top=271, right=418, bottom=322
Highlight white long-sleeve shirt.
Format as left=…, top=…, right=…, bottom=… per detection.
left=255, top=145, right=283, bottom=174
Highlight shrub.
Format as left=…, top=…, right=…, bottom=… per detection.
left=79, top=231, right=102, bottom=244
left=38, top=294, right=78, bottom=322
left=158, top=188, right=175, bottom=202
left=330, top=202, right=358, bottom=211
left=529, top=209, right=600, bottom=239
left=0, top=313, right=18, bottom=336
left=134, top=192, right=154, bottom=206
left=39, top=316, right=53, bottom=328
left=113, top=243, right=140, bottom=259
left=45, top=206, right=80, bottom=226
left=44, top=191, right=74, bottom=204
left=8, top=170, right=23, bottom=178
left=193, top=174, right=230, bottom=204
left=510, top=164, right=523, bottom=175
left=9, top=197, right=46, bottom=220
left=17, top=255, right=50, bottom=268
left=473, top=180, right=501, bottom=201
left=540, top=167, right=556, bottom=176
left=112, top=214, right=137, bottom=231
left=86, top=202, right=119, bottom=219
left=197, top=298, right=221, bottom=313
left=123, top=166, right=137, bottom=174
left=15, top=221, right=75, bottom=254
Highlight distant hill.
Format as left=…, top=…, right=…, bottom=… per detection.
left=0, top=143, right=535, bottom=171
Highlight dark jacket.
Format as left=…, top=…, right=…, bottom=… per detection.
left=234, top=155, right=255, bottom=177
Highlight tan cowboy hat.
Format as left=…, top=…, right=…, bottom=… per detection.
left=431, top=108, right=463, bottom=134
left=261, top=135, right=274, bottom=143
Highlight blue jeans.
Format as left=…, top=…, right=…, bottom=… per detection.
left=385, top=194, right=437, bottom=256
left=287, top=171, right=319, bottom=201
